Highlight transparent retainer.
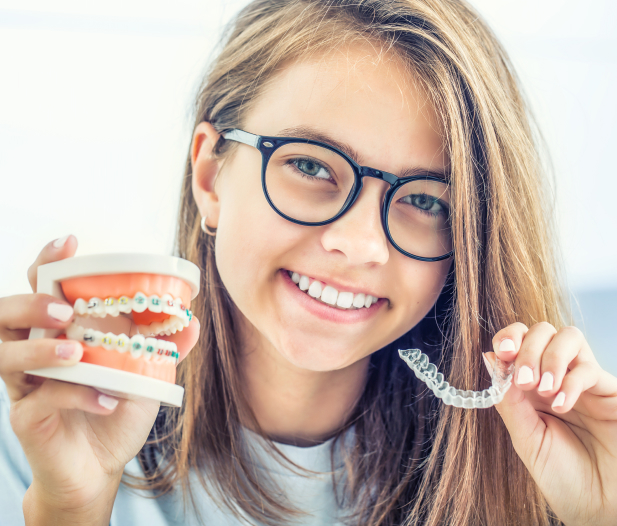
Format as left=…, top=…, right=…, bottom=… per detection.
left=398, top=349, right=514, bottom=409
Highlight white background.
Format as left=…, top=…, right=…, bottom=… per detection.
left=0, top=1, right=615, bottom=372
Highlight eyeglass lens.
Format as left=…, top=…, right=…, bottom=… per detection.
left=265, top=142, right=452, bottom=259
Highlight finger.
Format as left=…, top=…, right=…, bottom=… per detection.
left=0, top=339, right=83, bottom=398
left=513, top=322, right=558, bottom=391
left=484, top=352, right=546, bottom=465
left=577, top=369, right=617, bottom=420
left=27, top=235, right=78, bottom=293
left=536, top=326, right=587, bottom=397
left=10, top=380, right=119, bottom=439
left=550, top=360, right=601, bottom=413
left=492, top=322, right=528, bottom=361
left=0, top=293, right=75, bottom=342
left=158, top=317, right=200, bottom=363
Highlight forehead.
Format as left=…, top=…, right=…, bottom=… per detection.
left=244, top=42, right=448, bottom=173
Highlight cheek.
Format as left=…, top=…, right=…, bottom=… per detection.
left=211, top=159, right=298, bottom=320
left=390, top=257, right=451, bottom=328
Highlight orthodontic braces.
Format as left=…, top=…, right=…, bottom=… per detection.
left=398, top=348, right=514, bottom=408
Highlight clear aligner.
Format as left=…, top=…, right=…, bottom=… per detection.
left=398, top=349, right=514, bottom=409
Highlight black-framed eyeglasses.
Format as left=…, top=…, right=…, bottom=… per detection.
left=222, top=129, right=453, bottom=262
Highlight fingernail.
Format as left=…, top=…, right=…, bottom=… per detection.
left=499, top=339, right=516, bottom=353
left=538, top=372, right=554, bottom=392
left=52, top=235, right=70, bottom=249
left=517, top=365, right=534, bottom=385
left=482, top=353, right=494, bottom=375
left=552, top=392, right=566, bottom=409
left=48, top=303, right=74, bottom=322
left=56, top=341, right=82, bottom=360
left=98, top=394, right=119, bottom=410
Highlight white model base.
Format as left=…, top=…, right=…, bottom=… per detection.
left=25, top=362, right=184, bottom=407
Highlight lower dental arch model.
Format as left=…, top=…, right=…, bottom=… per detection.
left=398, top=349, right=515, bottom=408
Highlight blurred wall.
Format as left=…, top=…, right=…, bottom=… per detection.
left=0, top=0, right=615, bottom=373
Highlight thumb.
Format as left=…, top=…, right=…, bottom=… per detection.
left=483, top=352, right=546, bottom=465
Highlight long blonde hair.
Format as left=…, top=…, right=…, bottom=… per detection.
left=129, top=1, right=569, bottom=524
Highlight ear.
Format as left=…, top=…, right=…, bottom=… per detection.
left=191, top=121, right=222, bottom=228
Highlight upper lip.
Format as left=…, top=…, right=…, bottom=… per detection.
left=284, top=268, right=386, bottom=299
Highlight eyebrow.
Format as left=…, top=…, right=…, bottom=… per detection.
left=275, top=125, right=449, bottom=180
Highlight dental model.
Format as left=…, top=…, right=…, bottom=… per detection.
left=28, top=253, right=200, bottom=407
left=399, top=348, right=514, bottom=408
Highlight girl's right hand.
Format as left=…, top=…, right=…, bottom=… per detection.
left=0, top=236, right=199, bottom=525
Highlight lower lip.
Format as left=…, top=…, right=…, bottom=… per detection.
left=279, top=269, right=385, bottom=324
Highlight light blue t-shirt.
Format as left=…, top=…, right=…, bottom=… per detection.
left=0, top=379, right=349, bottom=526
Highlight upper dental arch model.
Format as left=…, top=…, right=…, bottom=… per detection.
left=398, top=348, right=515, bottom=408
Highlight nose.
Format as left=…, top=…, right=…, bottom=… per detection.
left=320, top=177, right=390, bottom=265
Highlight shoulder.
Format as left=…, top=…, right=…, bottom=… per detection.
left=0, top=377, right=32, bottom=526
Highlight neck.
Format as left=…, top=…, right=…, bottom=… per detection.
left=239, top=322, right=369, bottom=447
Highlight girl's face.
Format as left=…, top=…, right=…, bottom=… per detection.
left=199, top=45, right=451, bottom=372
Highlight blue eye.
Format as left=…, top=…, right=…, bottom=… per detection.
left=401, top=193, right=446, bottom=216
left=291, top=158, right=331, bottom=180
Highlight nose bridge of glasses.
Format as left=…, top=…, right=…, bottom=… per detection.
left=359, top=166, right=398, bottom=186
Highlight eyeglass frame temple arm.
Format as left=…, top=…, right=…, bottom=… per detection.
left=222, top=129, right=260, bottom=148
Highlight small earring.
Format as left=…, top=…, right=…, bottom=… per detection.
left=201, top=215, right=217, bottom=236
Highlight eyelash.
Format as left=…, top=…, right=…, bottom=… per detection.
left=287, top=158, right=335, bottom=182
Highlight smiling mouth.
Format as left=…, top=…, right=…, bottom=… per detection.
left=285, top=270, right=380, bottom=310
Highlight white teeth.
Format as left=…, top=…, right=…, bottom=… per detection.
left=104, top=297, right=120, bottom=317
left=130, top=334, right=145, bottom=358
left=336, top=291, right=354, bottom=309
left=102, top=332, right=117, bottom=351
left=321, top=285, right=338, bottom=305
left=136, top=324, right=151, bottom=336
left=83, top=328, right=101, bottom=346
left=145, top=337, right=158, bottom=359
left=74, top=298, right=87, bottom=315
left=290, top=272, right=380, bottom=310
left=66, top=322, right=85, bottom=341
left=149, top=322, right=164, bottom=336
left=115, top=333, right=129, bottom=353
left=352, top=293, right=366, bottom=308
left=308, top=280, right=323, bottom=299
left=132, top=292, right=148, bottom=313
left=161, top=294, right=175, bottom=315
left=87, top=298, right=105, bottom=317
left=66, top=323, right=178, bottom=364
left=148, top=295, right=163, bottom=314
left=118, top=296, right=132, bottom=314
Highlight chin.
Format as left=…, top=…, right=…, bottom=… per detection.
left=278, top=336, right=365, bottom=372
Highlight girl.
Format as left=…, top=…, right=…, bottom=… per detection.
left=1, top=1, right=615, bottom=525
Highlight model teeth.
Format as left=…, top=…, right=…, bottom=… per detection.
left=67, top=291, right=191, bottom=365
left=161, top=294, right=175, bottom=315
left=287, top=270, right=379, bottom=310
left=67, top=322, right=178, bottom=364
left=71, top=293, right=193, bottom=332
left=118, top=296, right=132, bottom=314
left=148, top=294, right=163, bottom=314
left=132, top=292, right=148, bottom=313
left=130, top=335, right=145, bottom=358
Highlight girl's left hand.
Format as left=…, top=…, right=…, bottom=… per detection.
left=484, top=322, right=617, bottom=526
